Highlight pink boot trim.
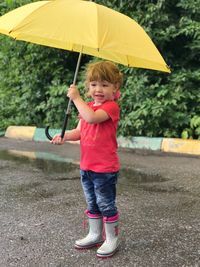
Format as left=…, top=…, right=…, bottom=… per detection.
left=85, top=210, right=102, bottom=219
left=103, top=213, right=119, bottom=223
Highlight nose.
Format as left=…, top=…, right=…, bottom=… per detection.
left=95, top=84, right=103, bottom=92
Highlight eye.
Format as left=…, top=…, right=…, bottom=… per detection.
left=90, top=82, right=96, bottom=87
left=102, top=83, right=109, bottom=87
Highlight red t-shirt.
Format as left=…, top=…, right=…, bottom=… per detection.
left=80, top=101, right=120, bottom=173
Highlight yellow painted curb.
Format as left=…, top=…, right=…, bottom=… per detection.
left=5, top=126, right=36, bottom=140
left=162, top=138, right=200, bottom=155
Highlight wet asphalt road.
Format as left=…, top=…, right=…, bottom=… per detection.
left=0, top=137, right=200, bottom=267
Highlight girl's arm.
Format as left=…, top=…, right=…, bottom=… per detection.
left=63, top=120, right=81, bottom=141
left=51, top=120, right=81, bottom=145
left=67, top=85, right=109, bottom=124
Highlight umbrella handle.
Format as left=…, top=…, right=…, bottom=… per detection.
left=45, top=126, right=53, bottom=141
left=45, top=99, right=72, bottom=141
left=45, top=52, right=82, bottom=141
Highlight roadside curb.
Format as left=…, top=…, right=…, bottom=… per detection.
left=5, top=126, right=36, bottom=140
left=4, top=125, right=200, bottom=156
left=118, top=136, right=200, bottom=155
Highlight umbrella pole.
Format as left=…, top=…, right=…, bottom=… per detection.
left=45, top=52, right=82, bottom=140
left=60, top=52, right=82, bottom=138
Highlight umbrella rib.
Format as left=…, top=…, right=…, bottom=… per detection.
left=9, top=1, right=50, bottom=34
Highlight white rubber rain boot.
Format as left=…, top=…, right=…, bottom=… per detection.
left=96, top=213, right=119, bottom=258
left=75, top=210, right=104, bottom=249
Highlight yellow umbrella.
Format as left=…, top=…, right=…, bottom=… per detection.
left=0, top=0, right=170, bottom=72
left=0, top=0, right=170, bottom=139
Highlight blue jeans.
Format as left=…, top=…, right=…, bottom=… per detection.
left=80, top=170, right=118, bottom=217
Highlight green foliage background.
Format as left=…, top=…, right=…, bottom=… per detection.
left=0, top=0, right=200, bottom=139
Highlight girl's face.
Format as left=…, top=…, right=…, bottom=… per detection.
left=88, top=80, right=118, bottom=105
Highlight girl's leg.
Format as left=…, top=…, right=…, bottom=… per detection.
left=80, top=170, right=101, bottom=214
left=92, top=171, right=118, bottom=217
left=91, top=171, right=119, bottom=258
left=74, top=170, right=103, bottom=249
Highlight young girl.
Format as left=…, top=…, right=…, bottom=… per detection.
left=51, top=61, right=123, bottom=258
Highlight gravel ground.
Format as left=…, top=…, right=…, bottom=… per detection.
left=0, top=138, right=200, bottom=267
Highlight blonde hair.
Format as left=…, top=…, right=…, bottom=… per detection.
left=85, top=61, right=123, bottom=89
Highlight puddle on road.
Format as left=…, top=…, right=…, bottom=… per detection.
left=0, top=150, right=81, bottom=202
left=0, top=149, right=172, bottom=192
left=118, top=168, right=183, bottom=193
left=0, top=150, right=79, bottom=176
left=120, top=167, right=167, bottom=184
left=119, top=168, right=187, bottom=194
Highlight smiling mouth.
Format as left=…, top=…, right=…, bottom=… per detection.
left=95, top=94, right=104, bottom=98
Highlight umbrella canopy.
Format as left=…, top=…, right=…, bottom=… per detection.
left=0, top=0, right=170, bottom=73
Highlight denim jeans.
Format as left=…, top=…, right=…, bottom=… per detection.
left=80, top=170, right=118, bottom=217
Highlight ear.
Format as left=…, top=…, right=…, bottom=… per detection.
left=113, top=90, right=121, bottom=100
left=114, top=83, right=120, bottom=91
